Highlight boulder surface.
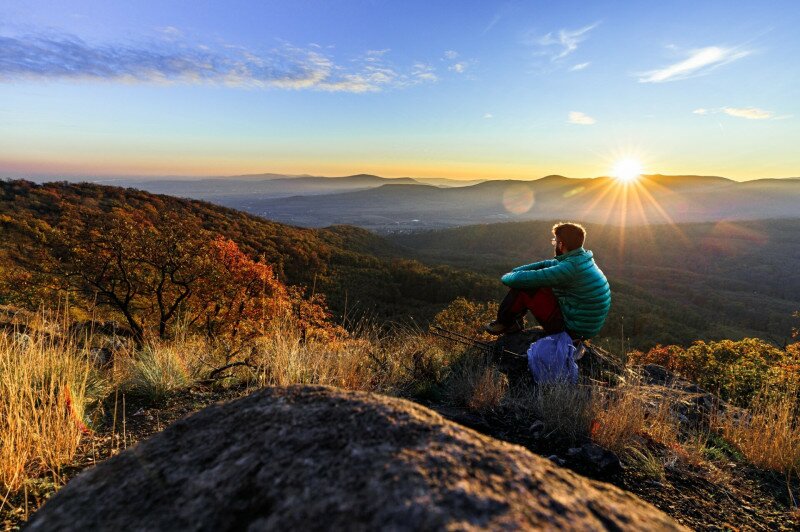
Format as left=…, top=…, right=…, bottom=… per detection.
left=28, top=386, right=685, bottom=531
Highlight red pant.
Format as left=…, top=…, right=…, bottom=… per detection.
left=497, top=288, right=566, bottom=335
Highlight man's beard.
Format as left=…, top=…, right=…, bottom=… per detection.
left=555, top=247, right=564, bottom=257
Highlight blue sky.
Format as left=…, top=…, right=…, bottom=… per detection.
left=1, top=0, right=798, bottom=180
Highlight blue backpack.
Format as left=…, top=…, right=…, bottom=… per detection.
left=527, top=332, right=579, bottom=385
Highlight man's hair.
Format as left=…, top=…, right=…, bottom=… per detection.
left=552, top=222, right=586, bottom=250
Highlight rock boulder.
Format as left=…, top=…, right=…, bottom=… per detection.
left=28, top=386, right=686, bottom=531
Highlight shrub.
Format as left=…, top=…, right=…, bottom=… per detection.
left=630, top=339, right=800, bottom=407
left=432, top=297, right=497, bottom=341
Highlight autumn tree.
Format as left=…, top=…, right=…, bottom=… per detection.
left=40, top=206, right=212, bottom=343
left=33, top=206, right=337, bottom=345
left=44, top=206, right=154, bottom=343
left=190, top=237, right=289, bottom=340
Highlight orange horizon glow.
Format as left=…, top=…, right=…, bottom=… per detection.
left=1, top=155, right=796, bottom=182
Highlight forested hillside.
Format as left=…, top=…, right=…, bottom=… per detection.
left=392, top=219, right=800, bottom=349
left=0, top=181, right=498, bottom=329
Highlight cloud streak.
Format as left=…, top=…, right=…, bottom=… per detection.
left=0, top=32, right=438, bottom=92
left=568, top=111, right=595, bottom=125
left=534, top=22, right=599, bottom=61
left=722, top=107, right=773, bottom=120
left=638, top=45, right=751, bottom=83
left=693, top=106, right=785, bottom=120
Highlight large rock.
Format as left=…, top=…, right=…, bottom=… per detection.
left=28, top=386, right=685, bottom=531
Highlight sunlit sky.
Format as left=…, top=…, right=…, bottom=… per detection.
left=1, top=0, right=799, bottom=181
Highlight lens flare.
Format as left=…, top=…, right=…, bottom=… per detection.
left=502, top=184, right=535, bottom=214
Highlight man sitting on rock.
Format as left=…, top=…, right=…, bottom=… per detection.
left=485, top=222, right=610, bottom=340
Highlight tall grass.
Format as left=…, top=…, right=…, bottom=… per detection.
left=119, top=341, right=195, bottom=404
left=717, top=384, right=800, bottom=476
left=3, top=304, right=799, bottom=515
left=527, top=382, right=594, bottom=444
left=0, top=324, right=93, bottom=493
left=591, top=370, right=682, bottom=473
left=445, top=352, right=508, bottom=414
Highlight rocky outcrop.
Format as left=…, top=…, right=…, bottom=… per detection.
left=28, top=386, right=686, bottom=531
left=640, top=363, right=730, bottom=428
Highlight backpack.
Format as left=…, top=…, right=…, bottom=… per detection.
left=527, top=332, right=579, bottom=385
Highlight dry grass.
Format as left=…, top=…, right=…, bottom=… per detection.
left=250, top=323, right=379, bottom=390
left=445, top=352, right=508, bottom=414
left=4, top=304, right=800, bottom=524
left=0, top=321, right=94, bottom=494
left=717, top=386, right=800, bottom=476
left=118, top=341, right=196, bottom=404
left=527, top=382, right=594, bottom=444
left=591, top=371, right=681, bottom=457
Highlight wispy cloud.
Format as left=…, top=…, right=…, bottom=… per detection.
left=441, top=50, right=473, bottom=75
left=722, top=107, right=773, bottom=120
left=568, top=111, right=595, bottom=125
left=483, top=112, right=493, bottom=119
left=411, top=62, right=438, bottom=83
left=483, top=13, right=503, bottom=34
left=693, top=106, right=789, bottom=121
left=0, top=32, right=439, bottom=93
left=569, top=62, right=590, bottom=71
left=532, top=22, right=600, bottom=61
left=364, top=49, right=390, bottom=62
left=638, top=45, right=751, bottom=83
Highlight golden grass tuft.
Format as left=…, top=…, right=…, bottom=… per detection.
left=0, top=324, right=93, bottom=494
left=118, top=341, right=195, bottom=404
left=591, top=371, right=681, bottom=456
left=717, top=385, right=800, bottom=475
left=528, top=382, right=594, bottom=444
left=446, top=352, right=508, bottom=414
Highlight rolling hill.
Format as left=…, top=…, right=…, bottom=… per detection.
left=201, top=174, right=800, bottom=232
left=0, top=180, right=498, bottom=324
left=98, top=173, right=483, bottom=205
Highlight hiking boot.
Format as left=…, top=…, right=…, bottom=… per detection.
left=484, top=320, right=522, bottom=335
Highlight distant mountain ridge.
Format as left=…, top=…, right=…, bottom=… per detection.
left=15, top=171, right=799, bottom=232
left=207, top=173, right=800, bottom=232
left=107, top=173, right=424, bottom=200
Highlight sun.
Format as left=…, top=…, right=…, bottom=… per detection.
left=611, top=158, right=643, bottom=183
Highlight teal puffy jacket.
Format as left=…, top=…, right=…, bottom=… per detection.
left=500, top=247, right=611, bottom=339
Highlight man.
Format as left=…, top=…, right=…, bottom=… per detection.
left=485, top=222, right=610, bottom=340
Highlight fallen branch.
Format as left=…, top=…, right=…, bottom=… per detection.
left=204, top=361, right=256, bottom=382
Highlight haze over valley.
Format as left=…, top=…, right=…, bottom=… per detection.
left=107, top=172, right=800, bottom=233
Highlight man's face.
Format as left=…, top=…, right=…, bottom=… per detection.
left=552, top=236, right=565, bottom=256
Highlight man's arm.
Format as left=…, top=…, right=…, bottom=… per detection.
left=511, top=259, right=558, bottom=272
left=501, top=260, right=576, bottom=290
